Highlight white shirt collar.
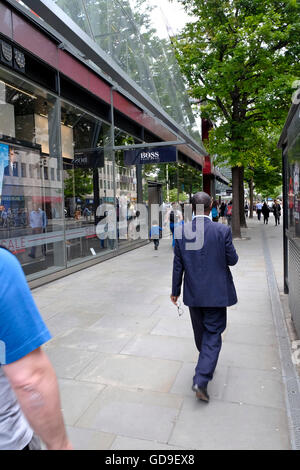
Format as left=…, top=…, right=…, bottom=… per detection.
left=192, top=215, right=211, bottom=220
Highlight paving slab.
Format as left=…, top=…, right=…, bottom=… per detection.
left=48, top=327, right=134, bottom=354
left=43, top=345, right=98, bottom=379
left=76, top=353, right=182, bottom=393
left=169, top=397, right=290, bottom=450
left=76, top=387, right=182, bottom=443
left=66, top=426, right=115, bottom=450
left=222, top=367, right=286, bottom=410
left=219, top=341, right=281, bottom=371
left=46, top=311, right=103, bottom=337
left=91, top=312, right=160, bottom=334
left=224, top=322, right=279, bottom=347
left=150, top=316, right=194, bottom=339
left=120, top=334, right=198, bottom=363
left=58, top=379, right=105, bottom=425
left=111, top=436, right=186, bottom=450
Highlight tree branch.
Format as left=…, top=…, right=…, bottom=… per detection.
left=216, top=96, right=231, bottom=121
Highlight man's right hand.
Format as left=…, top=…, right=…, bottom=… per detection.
left=170, top=295, right=179, bottom=305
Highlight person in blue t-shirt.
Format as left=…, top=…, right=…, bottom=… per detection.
left=149, top=220, right=162, bottom=250
left=211, top=200, right=219, bottom=222
left=0, top=248, right=72, bottom=450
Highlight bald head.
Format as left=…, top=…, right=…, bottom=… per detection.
left=191, top=191, right=212, bottom=215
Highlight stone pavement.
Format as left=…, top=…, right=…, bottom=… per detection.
left=32, top=215, right=298, bottom=450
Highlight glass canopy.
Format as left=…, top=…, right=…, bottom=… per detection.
left=45, top=0, right=202, bottom=145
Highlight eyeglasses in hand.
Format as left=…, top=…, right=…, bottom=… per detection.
left=176, top=300, right=184, bottom=317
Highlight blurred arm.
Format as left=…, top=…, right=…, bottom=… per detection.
left=3, top=348, right=72, bottom=450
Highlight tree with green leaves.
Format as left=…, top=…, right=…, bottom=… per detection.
left=244, top=127, right=282, bottom=211
left=64, top=169, right=93, bottom=200
left=171, top=0, right=300, bottom=237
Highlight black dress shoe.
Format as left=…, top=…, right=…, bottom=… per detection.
left=192, top=384, right=209, bottom=402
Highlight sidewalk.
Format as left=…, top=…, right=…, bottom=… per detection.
left=32, top=216, right=298, bottom=450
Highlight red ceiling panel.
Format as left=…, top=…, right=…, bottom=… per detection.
left=113, top=91, right=143, bottom=122
left=89, top=72, right=111, bottom=104
left=58, top=49, right=89, bottom=89
left=12, top=12, right=58, bottom=68
left=0, top=2, right=13, bottom=39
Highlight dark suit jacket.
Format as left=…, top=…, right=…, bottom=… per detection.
left=172, top=217, right=238, bottom=307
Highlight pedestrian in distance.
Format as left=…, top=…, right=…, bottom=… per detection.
left=244, top=202, right=249, bottom=218
left=226, top=200, right=233, bottom=227
left=211, top=200, right=219, bottom=222
left=0, top=247, right=72, bottom=450
left=170, top=192, right=238, bottom=403
left=262, top=201, right=270, bottom=224
left=219, top=201, right=227, bottom=224
left=272, top=200, right=281, bottom=226
left=149, top=220, right=162, bottom=251
left=256, top=201, right=263, bottom=221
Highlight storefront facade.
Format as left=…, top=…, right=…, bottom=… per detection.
left=0, top=0, right=206, bottom=286
left=279, top=98, right=300, bottom=338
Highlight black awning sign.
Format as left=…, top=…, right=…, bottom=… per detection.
left=72, top=149, right=104, bottom=169
left=124, top=146, right=177, bottom=166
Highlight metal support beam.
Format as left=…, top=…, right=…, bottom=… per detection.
left=74, top=140, right=186, bottom=155
left=113, top=140, right=185, bottom=151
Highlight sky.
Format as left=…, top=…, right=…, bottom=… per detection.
left=146, top=0, right=194, bottom=38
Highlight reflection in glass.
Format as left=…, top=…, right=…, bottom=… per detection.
left=0, top=67, right=64, bottom=280
left=114, top=127, right=144, bottom=247
left=61, top=100, right=112, bottom=266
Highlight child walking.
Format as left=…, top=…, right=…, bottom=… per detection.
left=149, top=220, right=162, bottom=250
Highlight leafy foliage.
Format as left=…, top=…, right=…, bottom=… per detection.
left=172, top=0, right=300, bottom=172
left=64, top=169, right=93, bottom=200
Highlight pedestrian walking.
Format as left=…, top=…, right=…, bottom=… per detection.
left=83, top=206, right=91, bottom=222
left=272, top=200, right=281, bottom=226
left=211, top=200, right=219, bottom=222
left=149, top=220, right=162, bottom=251
left=165, top=202, right=183, bottom=248
left=262, top=201, right=270, bottom=224
left=219, top=201, right=227, bottom=224
left=256, top=201, right=263, bottom=221
left=0, top=247, right=72, bottom=450
left=226, top=201, right=233, bottom=227
left=170, top=192, right=238, bottom=403
left=244, top=203, right=249, bottom=218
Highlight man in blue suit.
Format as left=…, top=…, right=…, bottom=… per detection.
left=171, top=192, right=238, bottom=402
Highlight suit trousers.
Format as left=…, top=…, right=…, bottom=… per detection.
left=189, top=306, right=227, bottom=388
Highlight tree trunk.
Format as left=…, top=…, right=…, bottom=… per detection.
left=232, top=166, right=241, bottom=238
left=249, top=178, right=254, bottom=219
left=239, top=166, right=247, bottom=228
